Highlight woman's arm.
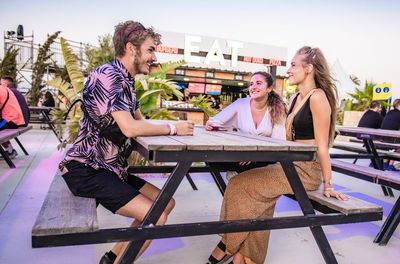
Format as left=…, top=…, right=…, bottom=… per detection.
left=310, top=90, right=347, bottom=200
left=205, top=99, right=241, bottom=130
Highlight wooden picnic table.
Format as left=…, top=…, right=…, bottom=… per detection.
left=116, top=127, right=380, bottom=264
left=336, top=126, right=400, bottom=245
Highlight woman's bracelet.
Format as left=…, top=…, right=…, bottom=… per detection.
left=323, top=187, right=334, bottom=191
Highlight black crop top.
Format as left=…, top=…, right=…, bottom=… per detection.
left=288, top=93, right=315, bottom=140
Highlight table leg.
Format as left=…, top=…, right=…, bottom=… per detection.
left=14, top=137, right=29, bottom=155
left=206, top=162, right=226, bottom=196
left=374, top=196, right=400, bottom=245
left=364, top=139, right=394, bottom=197
left=0, top=145, right=16, bottom=168
left=185, top=173, right=198, bottom=191
left=118, top=161, right=193, bottom=264
left=281, top=161, right=338, bottom=264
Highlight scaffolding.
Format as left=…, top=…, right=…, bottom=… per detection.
left=3, top=30, right=89, bottom=92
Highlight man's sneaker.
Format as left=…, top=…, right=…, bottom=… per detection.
left=0, top=149, right=18, bottom=160
left=385, top=164, right=399, bottom=172
left=8, top=149, right=18, bottom=159
left=99, top=251, right=116, bottom=264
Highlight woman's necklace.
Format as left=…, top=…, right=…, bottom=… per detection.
left=252, top=102, right=268, bottom=112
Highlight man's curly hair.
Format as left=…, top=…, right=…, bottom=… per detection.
left=113, top=21, right=161, bottom=57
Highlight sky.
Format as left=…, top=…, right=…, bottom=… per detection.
left=1, top=0, right=400, bottom=99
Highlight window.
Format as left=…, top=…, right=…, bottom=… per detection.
left=205, top=72, right=214, bottom=78
left=234, top=74, right=243, bottom=81
left=175, top=69, right=185, bottom=75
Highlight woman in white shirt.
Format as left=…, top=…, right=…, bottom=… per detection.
left=204, top=71, right=287, bottom=174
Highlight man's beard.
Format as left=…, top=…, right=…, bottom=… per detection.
left=133, top=51, right=144, bottom=74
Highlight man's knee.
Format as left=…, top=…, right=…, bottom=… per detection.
left=156, top=212, right=169, bottom=225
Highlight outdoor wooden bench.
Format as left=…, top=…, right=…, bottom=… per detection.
left=333, top=141, right=400, bottom=161
left=375, top=172, right=400, bottom=245
left=32, top=168, right=98, bottom=248
left=0, top=125, right=32, bottom=168
left=31, top=161, right=383, bottom=255
left=349, top=138, right=400, bottom=151
left=330, top=159, right=399, bottom=245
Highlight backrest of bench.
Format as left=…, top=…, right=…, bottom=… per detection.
left=32, top=169, right=98, bottom=236
left=307, top=190, right=382, bottom=215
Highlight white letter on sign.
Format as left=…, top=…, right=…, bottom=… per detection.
left=184, top=35, right=201, bottom=63
left=227, top=41, right=243, bottom=67
left=204, top=40, right=225, bottom=66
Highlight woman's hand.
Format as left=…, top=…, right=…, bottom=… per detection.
left=323, top=188, right=349, bottom=201
left=205, top=120, right=215, bottom=131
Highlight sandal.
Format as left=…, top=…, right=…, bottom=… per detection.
left=207, top=241, right=231, bottom=264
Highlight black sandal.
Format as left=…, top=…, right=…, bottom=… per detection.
left=207, top=241, right=231, bottom=264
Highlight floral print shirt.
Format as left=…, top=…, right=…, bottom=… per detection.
left=59, top=59, right=139, bottom=180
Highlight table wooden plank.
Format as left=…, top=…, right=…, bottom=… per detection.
left=222, top=130, right=317, bottom=151
left=203, top=130, right=288, bottom=151
left=134, top=136, right=186, bottom=151
left=337, top=126, right=400, bottom=143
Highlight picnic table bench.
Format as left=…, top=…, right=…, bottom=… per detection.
left=0, top=125, right=32, bottom=168
left=31, top=161, right=382, bottom=252
left=331, top=126, right=400, bottom=245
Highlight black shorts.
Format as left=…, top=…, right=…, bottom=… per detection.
left=62, top=160, right=147, bottom=213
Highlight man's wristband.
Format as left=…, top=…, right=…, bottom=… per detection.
left=168, top=123, right=177, bottom=135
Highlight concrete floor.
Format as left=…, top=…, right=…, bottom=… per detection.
left=0, top=128, right=399, bottom=264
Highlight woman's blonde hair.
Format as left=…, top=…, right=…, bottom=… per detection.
left=296, top=46, right=338, bottom=143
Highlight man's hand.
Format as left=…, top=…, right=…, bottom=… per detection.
left=176, top=121, right=195, bottom=135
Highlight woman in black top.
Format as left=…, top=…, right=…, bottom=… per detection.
left=207, top=46, right=348, bottom=264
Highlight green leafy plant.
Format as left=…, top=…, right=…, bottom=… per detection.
left=29, top=31, right=61, bottom=106
left=84, top=34, right=114, bottom=73
left=346, top=80, right=388, bottom=111
left=47, top=37, right=84, bottom=147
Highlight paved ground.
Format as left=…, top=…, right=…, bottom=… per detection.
left=0, top=128, right=399, bottom=264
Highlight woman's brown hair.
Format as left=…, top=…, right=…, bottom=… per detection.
left=252, top=71, right=287, bottom=126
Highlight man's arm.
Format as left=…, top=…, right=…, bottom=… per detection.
left=112, top=110, right=194, bottom=137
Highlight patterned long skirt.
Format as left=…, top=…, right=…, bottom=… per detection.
left=220, top=161, right=322, bottom=264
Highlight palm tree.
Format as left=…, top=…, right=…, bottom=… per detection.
left=0, top=47, right=19, bottom=85
left=347, top=81, right=375, bottom=110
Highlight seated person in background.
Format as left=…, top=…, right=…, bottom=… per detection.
left=209, top=96, right=221, bottom=110
left=358, top=100, right=383, bottom=128
left=42, top=91, right=55, bottom=107
left=205, top=71, right=287, bottom=175
left=380, top=98, right=400, bottom=171
left=0, top=82, right=26, bottom=159
left=1, top=76, right=29, bottom=127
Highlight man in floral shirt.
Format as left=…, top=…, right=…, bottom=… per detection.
left=59, top=21, right=194, bottom=263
